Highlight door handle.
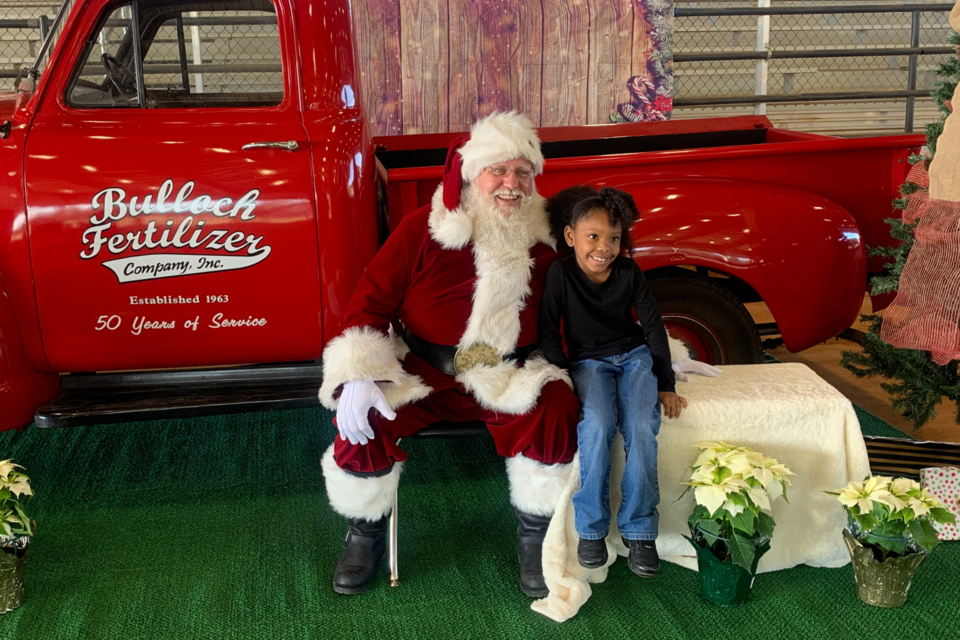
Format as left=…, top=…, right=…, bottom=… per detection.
left=242, top=140, right=299, bottom=151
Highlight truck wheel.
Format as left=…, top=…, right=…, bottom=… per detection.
left=648, top=275, right=762, bottom=365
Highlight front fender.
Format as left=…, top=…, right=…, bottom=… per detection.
left=0, top=274, right=59, bottom=431
left=616, top=179, right=866, bottom=352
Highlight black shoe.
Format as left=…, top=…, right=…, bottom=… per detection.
left=333, top=516, right=388, bottom=595
left=577, top=537, right=608, bottom=569
left=623, top=538, right=660, bottom=577
left=516, top=510, right=551, bottom=598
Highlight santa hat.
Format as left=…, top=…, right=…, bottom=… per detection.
left=441, top=111, right=544, bottom=211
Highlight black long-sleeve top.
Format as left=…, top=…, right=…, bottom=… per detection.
left=538, top=254, right=676, bottom=393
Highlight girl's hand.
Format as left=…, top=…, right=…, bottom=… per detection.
left=659, top=391, right=688, bottom=419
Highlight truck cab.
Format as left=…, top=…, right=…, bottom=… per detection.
left=1, top=0, right=380, bottom=429
left=0, top=0, right=923, bottom=431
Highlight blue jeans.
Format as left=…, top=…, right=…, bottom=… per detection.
left=571, top=344, right=661, bottom=541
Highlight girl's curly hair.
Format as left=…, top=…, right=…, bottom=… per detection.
left=545, top=185, right=641, bottom=252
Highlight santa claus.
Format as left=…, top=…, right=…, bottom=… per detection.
left=318, top=111, right=579, bottom=597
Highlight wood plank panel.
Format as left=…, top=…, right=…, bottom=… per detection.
left=447, top=0, right=482, bottom=130
left=514, top=0, right=544, bottom=127
left=541, top=0, right=590, bottom=127
left=354, top=0, right=403, bottom=136
left=587, top=0, right=634, bottom=124
left=448, top=0, right=543, bottom=132
left=400, top=0, right=449, bottom=134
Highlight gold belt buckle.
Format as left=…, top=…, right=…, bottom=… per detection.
left=454, top=342, right=502, bottom=375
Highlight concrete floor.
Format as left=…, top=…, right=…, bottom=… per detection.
left=749, top=297, right=959, bottom=444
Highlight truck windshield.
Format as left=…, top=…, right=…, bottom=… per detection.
left=27, top=0, right=75, bottom=85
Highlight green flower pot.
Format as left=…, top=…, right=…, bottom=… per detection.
left=685, top=532, right=771, bottom=607
left=842, top=528, right=927, bottom=609
left=0, top=542, right=29, bottom=614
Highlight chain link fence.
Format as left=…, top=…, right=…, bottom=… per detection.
left=3, top=1, right=957, bottom=132
left=0, top=2, right=61, bottom=79
left=672, top=1, right=957, bottom=134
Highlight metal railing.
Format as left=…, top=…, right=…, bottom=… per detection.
left=0, top=12, right=276, bottom=80
left=0, top=16, right=50, bottom=78
left=673, top=3, right=956, bottom=132
left=4, top=3, right=957, bottom=133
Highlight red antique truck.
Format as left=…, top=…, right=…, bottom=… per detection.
left=0, top=0, right=923, bottom=431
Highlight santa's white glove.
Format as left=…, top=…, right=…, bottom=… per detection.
left=336, top=380, right=396, bottom=445
left=672, top=359, right=723, bottom=383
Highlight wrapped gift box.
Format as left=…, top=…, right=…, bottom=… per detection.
left=920, top=467, right=960, bottom=540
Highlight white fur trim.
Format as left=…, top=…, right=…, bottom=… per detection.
left=318, top=326, right=431, bottom=411
left=506, top=454, right=574, bottom=516
left=668, top=336, right=692, bottom=362
left=459, top=111, right=545, bottom=183
left=428, top=185, right=473, bottom=249
left=321, top=444, right=402, bottom=520
left=459, top=356, right=572, bottom=415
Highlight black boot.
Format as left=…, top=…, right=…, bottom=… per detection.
left=516, top=510, right=551, bottom=598
left=333, top=516, right=388, bottom=595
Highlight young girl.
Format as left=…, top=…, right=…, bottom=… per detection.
left=538, top=186, right=686, bottom=576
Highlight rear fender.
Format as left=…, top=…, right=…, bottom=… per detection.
left=617, top=179, right=866, bottom=352
left=0, top=274, right=59, bottom=431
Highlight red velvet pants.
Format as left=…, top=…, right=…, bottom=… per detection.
left=333, top=353, right=580, bottom=474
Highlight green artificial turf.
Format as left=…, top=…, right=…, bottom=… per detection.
left=854, top=405, right=915, bottom=440
left=0, top=404, right=953, bottom=640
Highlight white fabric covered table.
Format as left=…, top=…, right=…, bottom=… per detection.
left=532, top=363, right=872, bottom=622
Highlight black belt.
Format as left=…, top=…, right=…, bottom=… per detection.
left=402, top=328, right=538, bottom=376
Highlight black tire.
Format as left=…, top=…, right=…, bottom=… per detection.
left=648, top=275, right=762, bottom=365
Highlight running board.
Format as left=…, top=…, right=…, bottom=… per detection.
left=35, top=362, right=323, bottom=428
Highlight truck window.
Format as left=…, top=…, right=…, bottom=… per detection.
left=66, top=0, right=282, bottom=109
left=67, top=3, right=139, bottom=107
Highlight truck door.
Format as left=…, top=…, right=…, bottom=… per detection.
left=24, top=0, right=324, bottom=372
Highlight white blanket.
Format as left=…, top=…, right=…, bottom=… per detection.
left=531, top=363, right=872, bottom=622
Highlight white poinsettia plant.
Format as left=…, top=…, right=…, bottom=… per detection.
left=0, top=460, right=33, bottom=542
left=681, top=441, right=795, bottom=572
left=829, top=475, right=956, bottom=559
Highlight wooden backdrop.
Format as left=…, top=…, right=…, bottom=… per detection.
left=353, top=0, right=671, bottom=136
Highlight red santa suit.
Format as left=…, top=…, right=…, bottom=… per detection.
left=318, top=118, right=578, bottom=525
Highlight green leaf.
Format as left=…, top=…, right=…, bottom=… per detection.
left=717, top=466, right=732, bottom=483
left=727, top=492, right=747, bottom=508
left=731, top=510, right=756, bottom=536
left=688, top=506, right=712, bottom=528
left=875, top=519, right=907, bottom=539
left=12, top=502, right=29, bottom=531
left=908, top=518, right=941, bottom=553
left=757, top=511, right=775, bottom=537
left=871, top=500, right=889, bottom=519
left=728, top=533, right=756, bottom=573
left=866, top=533, right=906, bottom=556
left=854, top=512, right=878, bottom=532
left=697, top=519, right=721, bottom=537
left=930, top=507, right=957, bottom=526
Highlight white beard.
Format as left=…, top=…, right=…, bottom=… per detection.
left=457, top=186, right=548, bottom=353
left=462, top=186, right=547, bottom=262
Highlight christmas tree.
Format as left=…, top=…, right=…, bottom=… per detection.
left=840, top=28, right=960, bottom=430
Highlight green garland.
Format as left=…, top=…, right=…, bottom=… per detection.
left=840, top=31, right=960, bottom=429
